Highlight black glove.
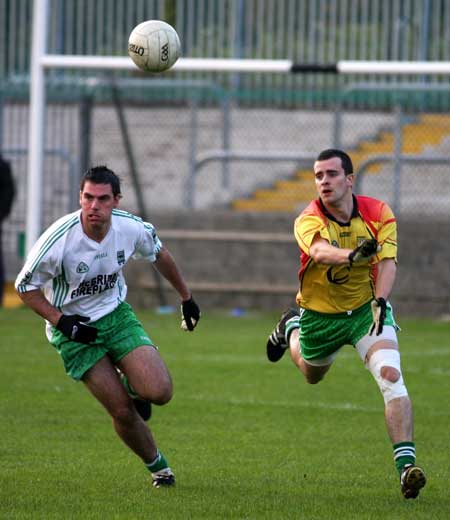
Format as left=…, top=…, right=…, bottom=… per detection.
left=348, top=238, right=380, bottom=266
left=369, top=298, right=387, bottom=336
left=181, top=296, right=200, bottom=331
left=56, top=314, right=98, bottom=344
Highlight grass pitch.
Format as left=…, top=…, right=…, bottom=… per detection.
left=1, top=307, right=449, bottom=519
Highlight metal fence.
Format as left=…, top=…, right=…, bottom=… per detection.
left=1, top=0, right=450, bottom=282
left=2, top=85, right=449, bottom=220
left=2, top=0, right=450, bottom=107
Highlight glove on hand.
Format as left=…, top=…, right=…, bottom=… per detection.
left=181, top=296, right=200, bottom=331
left=56, top=314, right=98, bottom=344
left=348, top=238, right=380, bottom=266
left=369, top=297, right=387, bottom=336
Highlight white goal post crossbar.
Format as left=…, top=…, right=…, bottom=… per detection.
left=41, top=54, right=450, bottom=75
left=26, top=0, right=450, bottom=253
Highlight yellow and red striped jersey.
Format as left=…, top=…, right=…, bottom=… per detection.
left=294, top=195, right=397, bottom=313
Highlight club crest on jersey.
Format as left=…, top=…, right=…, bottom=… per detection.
left=19, top=270, right=33, bottom=286
left=76, top=262, right=89, bottom=273
left=117, top=250, right=125, bottom=265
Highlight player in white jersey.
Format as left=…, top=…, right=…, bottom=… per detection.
left=15, top=165, right=200, bottom=489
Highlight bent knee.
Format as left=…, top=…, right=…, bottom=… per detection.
left=151, top=385, right=173, bottom=405
left=367, top=349, right=408, bottom=403
left=301, top=360, right=330, bottom=385
left=139, top=380, right=173, bottom=405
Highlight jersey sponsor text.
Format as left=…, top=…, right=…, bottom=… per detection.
left=71, top=273, right=118, bottom=298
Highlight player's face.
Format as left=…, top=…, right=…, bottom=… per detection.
left=79, top=181, right=120, bottom=235
left=313, top=157, right=353, bottom=206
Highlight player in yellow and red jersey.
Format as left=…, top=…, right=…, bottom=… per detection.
left=295, top=193, right=397, bottom=314
left=266, top=149, right=426, bottom=499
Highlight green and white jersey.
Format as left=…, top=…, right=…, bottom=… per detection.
left=15, top=209, right=162, bottom=334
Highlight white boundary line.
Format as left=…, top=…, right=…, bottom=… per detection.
left=184, top=394, right=450, bottom=416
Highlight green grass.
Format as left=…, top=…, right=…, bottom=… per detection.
left=1, top=307, right=449, bottom=519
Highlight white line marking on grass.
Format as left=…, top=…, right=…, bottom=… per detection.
left=166, top=349, right=450, bottom=366
left=184, top=394, right=450, bottom=416
left=166, top=353, right=268, bottom=364
left=186, top=394, right=380, bottom=413
left=429, top=368, right=450, bottom=376
left=338, top=364, right=450, bottom=378
left=337, top=348, right=450, bottom=358
left=400, top=349, right=450, bottom=357
left=166, top=353, right=450, bottom=381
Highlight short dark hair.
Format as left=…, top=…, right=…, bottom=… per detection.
left=316, top=149, right=353, bottom=175
left=80, top=165, right=121, bottom=197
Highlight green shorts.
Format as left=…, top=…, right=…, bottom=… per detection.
left=50, top=302, right=154, bottom=380
left=299, top=301, right=397, bottom=361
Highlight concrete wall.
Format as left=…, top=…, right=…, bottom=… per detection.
left=124, top=210, right=450, bottom=318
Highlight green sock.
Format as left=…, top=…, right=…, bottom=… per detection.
left=284, top=316, right=300, bottom=344
left=393, top=441, right=416, bottom=475
left=146, top=451, right=169, bottom=473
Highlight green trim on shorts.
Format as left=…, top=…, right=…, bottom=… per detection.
left=299, top=301, right=397, bottom=361
left=49, top=301, right=153, bottom=380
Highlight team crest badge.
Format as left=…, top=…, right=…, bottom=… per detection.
left=117, top=250, right=125, bottom=265
left=76, top=262, right=89, bottom=273
left=19, top=270, right=33, bottom=285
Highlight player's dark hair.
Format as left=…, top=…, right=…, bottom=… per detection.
left=316, top=149, right=353, bottom=175
left=81, top=165, right=121, bottom=197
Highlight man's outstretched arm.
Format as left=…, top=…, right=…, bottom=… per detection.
left=154, top=246, right=200, bottom=331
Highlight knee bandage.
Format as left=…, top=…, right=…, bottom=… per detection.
left=367, top=349, right=408, bottom=404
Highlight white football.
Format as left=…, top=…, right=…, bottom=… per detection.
left=181, top=318, right=197, bottom=331
left=128, top=20, right=181, bottom=73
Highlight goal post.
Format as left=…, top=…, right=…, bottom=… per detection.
left=27, top=0, right=450, bottom=252
left=41, top=55, right=450, bottom=75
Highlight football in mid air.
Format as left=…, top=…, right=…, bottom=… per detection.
left=128, top=20, right=181, bottom=73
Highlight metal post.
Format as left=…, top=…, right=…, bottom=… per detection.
left=186, top=95, right=199, bottom=209
left=110, top=82, right=147, bottom=220
left=0, top=94, right=3, bottom=148
left=419, top=0, right=431, bottom=109
left=232, top=0, right=245, bottom=92
left=26, top=0, right=48, bottom=253
left=77, top=95, right=93, bottom=208
left=110, top=80, right=168, bottom=308
left=419, top=0, right=431, bottom=61
left=392, top=104, right=403, bottom=214
left=333, top=102, right=343, bottom=149
left=221, top=92, right=231, bottom=192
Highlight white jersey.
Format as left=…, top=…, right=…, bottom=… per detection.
left=15, top=208, right=162, bottom=332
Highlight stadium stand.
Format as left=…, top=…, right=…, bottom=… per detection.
left=232, top=114, right=450, bottom=211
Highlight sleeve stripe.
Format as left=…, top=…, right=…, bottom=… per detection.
left=52, top=264, right=70, bottom=308
left=28, top=217, right=78, bottom=274
left=112, top=209, right=143, bottom=223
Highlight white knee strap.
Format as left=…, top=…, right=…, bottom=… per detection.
left=367, top=349, right=408, bottom=404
